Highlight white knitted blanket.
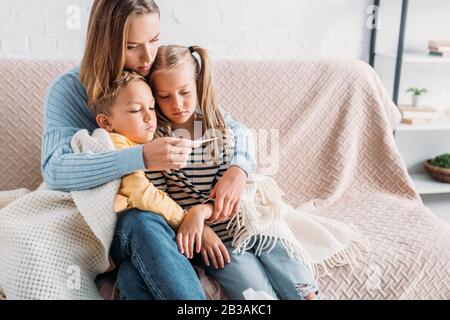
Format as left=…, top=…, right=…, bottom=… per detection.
left=228, top=175, right=369, bottom=276
left=0, top=129, right=119, bottom=300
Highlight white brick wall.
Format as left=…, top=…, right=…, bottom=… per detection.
left=0, top=0, right=372, bottom=61
left=160, top=0, right=372, bottom=60
left=0, top=0, right=90, bottom=58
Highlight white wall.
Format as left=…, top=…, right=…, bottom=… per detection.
left=0, top=0, right=91, bottom=58
left=0, top=0, right=372, bottom=61
left=374, top=0, right=450, bottom=112
left=159, top=0, right=372, bottom=60
left=1, top=0, right=448, bottom=110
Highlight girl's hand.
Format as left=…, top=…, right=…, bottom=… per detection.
left=208, top=166, right=246, bottom=223
left=201, top=225, right=231, bottom=269
left=176, top=204, right=213, bottom=259
left=143, top=137, right=197, bottom=170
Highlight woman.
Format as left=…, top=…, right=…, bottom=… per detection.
left=41, top=0, right=255, bottom=299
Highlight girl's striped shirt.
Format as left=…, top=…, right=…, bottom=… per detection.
left=145, top=133, right=237, bottom=242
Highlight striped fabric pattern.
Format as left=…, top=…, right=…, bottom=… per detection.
left=145, top=134, right=235, bottom=242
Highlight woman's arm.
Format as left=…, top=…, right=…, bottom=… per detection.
left=222, top=110, right=257, bottom=176
left=208, top=110, right=256, bottom=222
left=41, top=68, right=145, bottom=191
left=41, top=68, right=195, bottom=191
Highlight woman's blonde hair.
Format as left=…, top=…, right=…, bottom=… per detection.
left=92, top=71, right=146, bottom=116
left=149, top=45, right=228, bottom=140
left=80, top=0, right=159, bottom=110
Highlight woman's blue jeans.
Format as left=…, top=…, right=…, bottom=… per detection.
left=109, top=208, right=206, bottom=300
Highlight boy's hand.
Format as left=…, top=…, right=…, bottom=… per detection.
left=176, top=204, right=213, bottom=259
left=201, top=224, right=231, bottom=269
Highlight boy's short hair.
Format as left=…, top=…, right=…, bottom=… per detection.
left=92, top=71, right=146, bottom=115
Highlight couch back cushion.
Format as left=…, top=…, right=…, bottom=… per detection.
left=0, top=59, right=78, bottom=191
left=1, top=58, right=359, bottom=207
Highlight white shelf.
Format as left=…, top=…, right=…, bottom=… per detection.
left=396, top=120, right=450, bottom=131
left=420, top=194, right=450, bottom=225
left=410, top=173, right=450, bottom=195
left=376, top=51, right=450, bottom=64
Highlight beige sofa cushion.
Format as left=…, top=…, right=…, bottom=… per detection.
left=0, top=59, right=78, bottom=191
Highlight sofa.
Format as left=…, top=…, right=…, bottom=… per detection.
left=0, top=58, right=449, bottom=300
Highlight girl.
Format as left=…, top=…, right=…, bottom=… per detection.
left=42, top=0, right=254, bottom=299
left=148, top=45, right=323, bottom=300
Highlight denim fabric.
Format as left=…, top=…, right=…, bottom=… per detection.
left=203, top=239, right=325, bottom=300
left=110, top=208, right=206, bottom=300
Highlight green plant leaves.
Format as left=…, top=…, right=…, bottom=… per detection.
left=431, top=153, right=450, bottom=168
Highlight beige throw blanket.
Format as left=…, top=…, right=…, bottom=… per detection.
left=0, top=129, right=118, bottom=300
left=228, top=175, right=369, bottom=276
left=207, top=59, right=450, bottom=299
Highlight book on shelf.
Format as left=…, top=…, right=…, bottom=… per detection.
left=398, top=105, right=439, bottom=122
left=428, top=46, right=450, bottom=52
left=428, top=40, right=450, bottom=48
left=400, top=118, right=433, bottom=125
left=429, top=50, right=450, bottom=57
left=401, top=112, right=439, bottom=120
left=398, top=105, right=436, bottom=113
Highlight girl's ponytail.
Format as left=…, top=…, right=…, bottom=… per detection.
left=188, top=45, right=226, bottom=134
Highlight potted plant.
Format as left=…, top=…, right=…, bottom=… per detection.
left=406, top=87, right=428, bottom=107
left=424, top=153, right=450, bottom=183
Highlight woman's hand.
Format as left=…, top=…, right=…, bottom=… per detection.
left=201, top=225, right=231, bottom=269
left=142, top=137, right=197, bottom=170
left=176, top=204, right=213, bottom=259
left=208, top=166, right=247, bottom=223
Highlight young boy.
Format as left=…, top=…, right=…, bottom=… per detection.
left=93, top=71, right=213, bottom=237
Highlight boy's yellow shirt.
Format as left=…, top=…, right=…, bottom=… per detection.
left=110, top=132, right=185, bottom=229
